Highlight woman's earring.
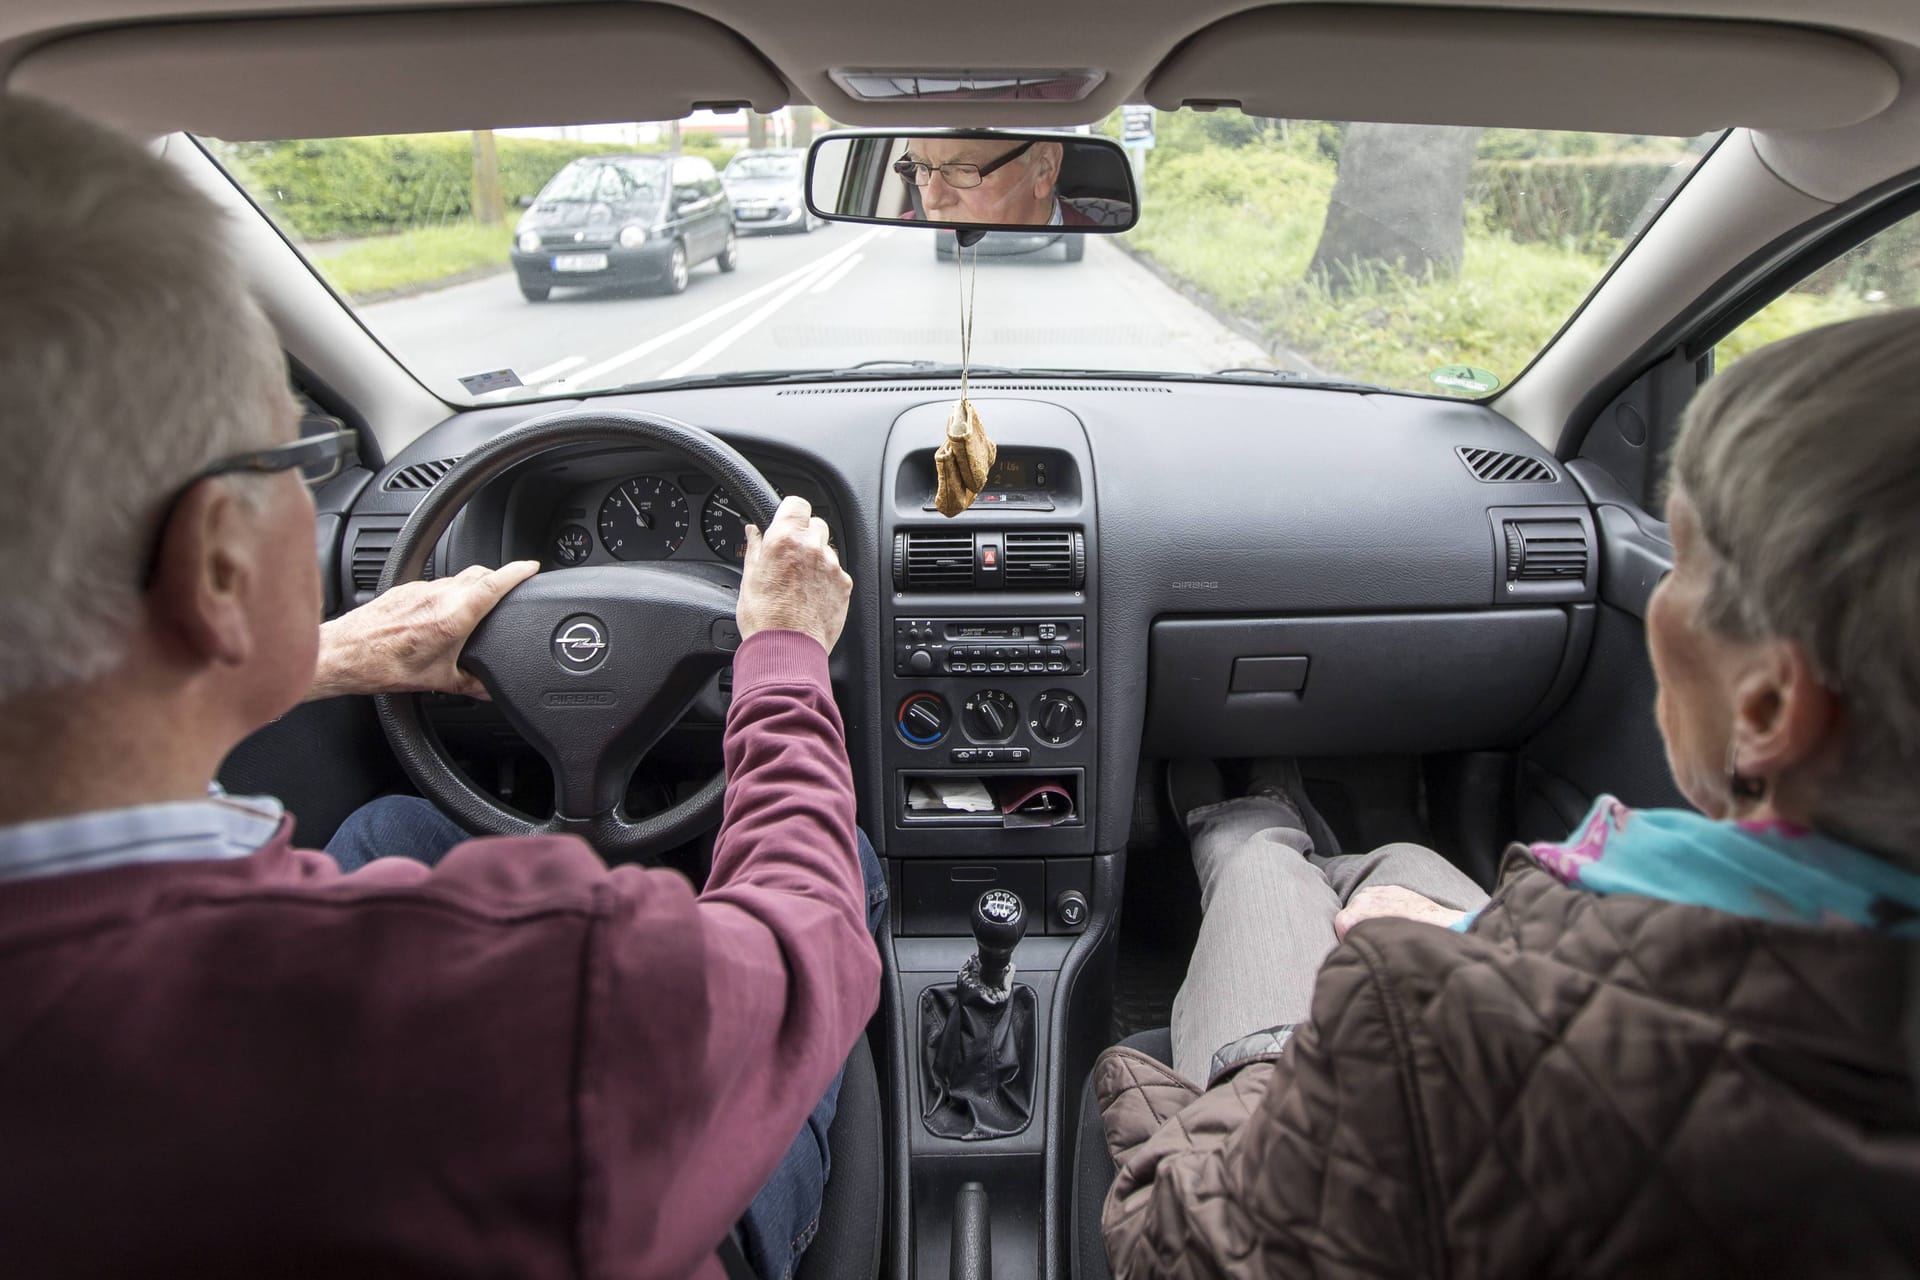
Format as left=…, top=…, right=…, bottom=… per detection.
left=1726, top=739, right=1768, bottom=804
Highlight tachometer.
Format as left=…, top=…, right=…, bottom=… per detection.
left=597, top=475, right=688, bottom=560
left=701, top=486, right=750, bottom=563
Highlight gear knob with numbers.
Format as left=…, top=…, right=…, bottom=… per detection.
left=972, top=889, right=1027, bottom=989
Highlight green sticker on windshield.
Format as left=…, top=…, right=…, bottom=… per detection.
left=1429, top=364, right=1502, bottom=394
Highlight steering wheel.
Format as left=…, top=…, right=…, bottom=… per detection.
left=374, top=408, right=782, bottom=860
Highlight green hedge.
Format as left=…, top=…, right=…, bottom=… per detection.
left=1469, top=155, right=1686, bottom=252
left=216, top=134, right=676, bottom=240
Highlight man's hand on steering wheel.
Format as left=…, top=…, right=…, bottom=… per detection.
left=308, top=560, right=541, bottom=702
left=738, top=496, right=852, bottom=654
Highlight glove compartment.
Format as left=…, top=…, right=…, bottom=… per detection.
left=1146, top=610, right=1571, bottom=757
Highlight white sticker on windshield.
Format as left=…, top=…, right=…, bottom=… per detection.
left=458, top=368, right=525, bottom=396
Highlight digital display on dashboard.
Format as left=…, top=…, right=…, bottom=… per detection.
left=954, top=624, right=1023, bottom=639
left=986, top=455, right=1049, bottom=490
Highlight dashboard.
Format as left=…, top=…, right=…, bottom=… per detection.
left=324, top=378, right=1597, bottom=875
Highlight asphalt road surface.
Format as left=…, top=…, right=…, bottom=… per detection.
left=359, top=223, right=1273, bottom=402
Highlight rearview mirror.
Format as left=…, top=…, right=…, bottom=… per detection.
left=806, top=129, right=1138, bottom=235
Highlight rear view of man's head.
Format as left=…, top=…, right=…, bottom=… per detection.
left=0, top=96, right=318, bottom=791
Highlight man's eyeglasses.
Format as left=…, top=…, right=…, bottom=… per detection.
left=197, top=420, right=358, bottom=489
left=893, top=141, right=1035, bottom=190
left=142, top=419, right=358, bottom=587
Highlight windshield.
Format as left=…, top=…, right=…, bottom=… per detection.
left=204, top=110, right=1715, bottom=403
left=726, top=154, right=801, bottom=181
left=538, top=158, right=666, bottom=205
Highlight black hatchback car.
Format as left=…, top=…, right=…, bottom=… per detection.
left=510, top=154, right=737, bottom=301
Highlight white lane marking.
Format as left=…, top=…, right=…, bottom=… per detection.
left=808, top=253, right=864, bottom=295
left=657, top=230, right=883, bottom=379
left=521, top=354, right=585, bottom=383
left=570, top=232, right=880, bottom=389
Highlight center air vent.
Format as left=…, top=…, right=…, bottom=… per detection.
left=1458, top=446, right=1554, bottom=484
left=893, top=529, right=1088, bottom=591
left=1004, top=530, right=1084, bottom=587
left=895, top=531, right=974, bottom=591
left=384, top=457, right=459, bottom=491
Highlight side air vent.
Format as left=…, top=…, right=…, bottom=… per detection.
left=895, top=531, right=975, bottom=591
left=1004, top=530, right=1085, bottom=588
left=348, top=523, right=435, bottom=602
left=1458, top=446, right=1554, bottom=484
left=1505, top=520, right=1588, bottom=581
left=384, top=458, right=459, bottom=491
left=1492, top=507, right=1594, bottom=604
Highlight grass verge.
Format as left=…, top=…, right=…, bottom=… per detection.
left=313, top=222, right=515, bottom=301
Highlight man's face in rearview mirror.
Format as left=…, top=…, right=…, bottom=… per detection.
left=903, top=138, right=1064, bottom=226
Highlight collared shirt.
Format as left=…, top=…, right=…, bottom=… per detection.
left=0, top=792, right=285, bottom=885
left=1048, top=198, right=1063, bottom=226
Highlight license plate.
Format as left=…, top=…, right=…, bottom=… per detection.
left=552, top=253, right=608, bottom=272
left=738, top=208, right=772, bottom=220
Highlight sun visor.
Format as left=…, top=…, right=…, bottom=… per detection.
left=8, top=4, right=789, bottom=140
left=1147, top=6, right=1898, bottom=135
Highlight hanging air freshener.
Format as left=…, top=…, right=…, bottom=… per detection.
left=933, top=238, right=996, bottom=517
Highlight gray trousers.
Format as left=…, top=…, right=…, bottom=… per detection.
left=1170, top=794, right=1491, bottom=1085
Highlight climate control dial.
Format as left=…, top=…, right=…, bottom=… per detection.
left=1030, top=690, right=1087, bottom=746
left=896, top=692, right=952, bottom=746
left=962, top=689, right=1019, bottom=742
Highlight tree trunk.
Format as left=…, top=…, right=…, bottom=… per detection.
left=747, top=112, right=767, bottom=149
left=1307, top=123, right=1481, bottom=294
left=667, top=120, right=682, bottom=153
left=790, top=105, right=813, bottom=148
left=470, top=129, right=505, bottom=226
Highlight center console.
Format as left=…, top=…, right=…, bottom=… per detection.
left=878, top=397, right=1104, bottom=1279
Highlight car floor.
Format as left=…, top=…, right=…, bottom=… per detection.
left=1109, top=756, right=1447, bottom=1046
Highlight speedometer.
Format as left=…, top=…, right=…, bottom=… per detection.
left=701, top=486, right=750, bottom=563
left=597, top=475, right=688, bottom=560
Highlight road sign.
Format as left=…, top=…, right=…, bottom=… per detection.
left=1121, top=105, right=1155, bottom=149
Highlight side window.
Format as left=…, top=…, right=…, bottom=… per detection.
left=1715, top=211, right=1920, bottom=368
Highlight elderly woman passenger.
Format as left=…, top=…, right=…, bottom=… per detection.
left=1097, top=310, right=1920, bottom=1278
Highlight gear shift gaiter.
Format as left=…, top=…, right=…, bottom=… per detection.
left=919, top=890, right=1037, bottom=1140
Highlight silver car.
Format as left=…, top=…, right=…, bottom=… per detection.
left=721, top=148, right=821, bottom=234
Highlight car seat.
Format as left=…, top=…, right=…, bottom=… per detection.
left=1071, top=1027, right=1173, bottom=1280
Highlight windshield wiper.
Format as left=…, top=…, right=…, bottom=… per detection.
left=608, top=361, right=1023, bottom=395
left=1204, top=367, right=1384, bottom=392
left=604, top=363, right=1382, bottom=396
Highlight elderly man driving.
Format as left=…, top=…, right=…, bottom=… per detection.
left=897, top=135, right=1126, bottom=226
left=0, top=95, right=877, bottom=1279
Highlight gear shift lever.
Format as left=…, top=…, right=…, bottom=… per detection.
left=972, top=889, right=1028, bottom=991
left=918, top=890, right=1039, bottom=1140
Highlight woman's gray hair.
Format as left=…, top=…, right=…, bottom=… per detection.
left=1672, top=309, right=1920, bottom=862
left=0, top=95, right=296, bottom=701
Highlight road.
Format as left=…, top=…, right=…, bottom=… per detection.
left=360, top=223, right=1272, bottom=401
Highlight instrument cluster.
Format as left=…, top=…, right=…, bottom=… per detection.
left=541, top=462, right=827, bottom=571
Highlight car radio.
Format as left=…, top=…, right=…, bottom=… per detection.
left=894, top=617, right=1085, bottom=677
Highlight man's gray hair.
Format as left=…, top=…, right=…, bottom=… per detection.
left=1672, top=309, right=1920, bottom=860
left=0, top=95, right=295, bottom=700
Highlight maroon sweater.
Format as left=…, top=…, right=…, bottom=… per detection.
left=0, top=630, right=878, bottom=1278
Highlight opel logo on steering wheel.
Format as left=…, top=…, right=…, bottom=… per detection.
left=552, top=615, right=609, bottom=673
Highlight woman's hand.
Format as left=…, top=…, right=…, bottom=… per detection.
left=1333, top=885, right=1467, bottom=940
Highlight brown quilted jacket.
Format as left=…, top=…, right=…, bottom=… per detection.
left=1098, top=849, right=1920, bottom=1278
